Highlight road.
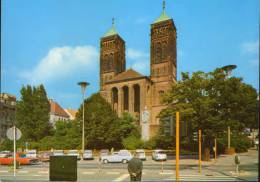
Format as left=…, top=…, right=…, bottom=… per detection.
left=0, top=149, right=258, bottom=182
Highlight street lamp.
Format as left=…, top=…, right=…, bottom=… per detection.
left=78, top=81, right=89, bottom=160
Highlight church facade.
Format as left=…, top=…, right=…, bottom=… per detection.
left=99, top=3, right=177, bottom=140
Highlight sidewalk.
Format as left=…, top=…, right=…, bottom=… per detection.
left=207, top=148, right=258, bottom=181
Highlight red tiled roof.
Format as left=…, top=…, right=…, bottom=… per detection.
left=64, top=109, right=78, bottom=119
left=49, top=99, right=70, bottom=118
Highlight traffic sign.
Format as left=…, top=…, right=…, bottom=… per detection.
left=6, top=126, right=22, bottom=140
left=193, top=132, right=198, bottom=141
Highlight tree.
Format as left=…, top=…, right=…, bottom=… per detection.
left=16, top=85, right=51, bottom=142
left=76, top=93, right=139, bottom=149
left=38, top=120, right=81, bottom=150
left=160, top=67, right=258, bottom=153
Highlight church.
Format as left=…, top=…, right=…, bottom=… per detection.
left=99, top=1, right=177, bottom=140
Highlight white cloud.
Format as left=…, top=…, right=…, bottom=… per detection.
left=20, top=45, right=98, bottom=84
left=127, top=48, right=149, bottom=59
left=241, top=41, right=259, bottom=54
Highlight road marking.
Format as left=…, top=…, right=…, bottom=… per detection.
left=159, top=172, right=174, bottom=175
left=107, top=172, right=120, bottom=175
left=18, top=170, right=28, bottom=173
left=0, top=171, right=8, bottom=173
left=113, top=174, right=129, bottom=182
left=165, top=175, right=241, bottom=181
left=82, top=171, right=95, bottom=174
left=38, top=171, right=48, bottom=174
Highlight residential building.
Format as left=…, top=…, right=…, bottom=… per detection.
left=64, top=109, right=78, bottom=120
left=49, top=99, right=70, bottom=126
left=0, top=93, right=16, bottom=142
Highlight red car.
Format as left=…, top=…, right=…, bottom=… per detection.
left=0, top=152, right=39, bottom=165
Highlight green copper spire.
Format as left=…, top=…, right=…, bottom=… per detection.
left=153, top=0, right=171, bottom=23
left=103, top=17, right=118, bottom=37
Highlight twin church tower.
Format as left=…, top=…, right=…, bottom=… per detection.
left=99, top=1, right=177, bottom=139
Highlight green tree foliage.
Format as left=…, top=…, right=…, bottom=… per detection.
left=160, top=67, right=258, bottom=151
left=16, top=85, right=51, bottom=142
left=38, top=120, right=81, bottom=150
left=76, top=93, right=139, bottom=149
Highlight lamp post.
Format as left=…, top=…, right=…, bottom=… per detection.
left=78, top=81, right=89, bottom=160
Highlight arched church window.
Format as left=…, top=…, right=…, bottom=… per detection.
left=162, top=41, right=167, bottom=60
left=104, top=54, right=109, bottom=71
left=155, top=42, right=162, bottom=63
left=108, top=53, right=113, bottom=70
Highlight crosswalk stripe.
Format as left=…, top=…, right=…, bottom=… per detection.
left=38, top=171, right=48, bottom=174
left=107, top=172, right=120, bottom=175
left=18, top=171, right=28, bottom=173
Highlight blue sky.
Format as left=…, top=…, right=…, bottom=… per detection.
left=1, top=0, right=259, bottom=110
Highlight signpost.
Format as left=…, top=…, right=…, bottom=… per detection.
left=176, top=112, right=180, bottom=181
left=6, top=126, right=22, bottom=179
left=214, top=138, right=217, bottom=161
left=198, top=130, right=202, bottom=173
left=228, top=126, right=230, bottom=149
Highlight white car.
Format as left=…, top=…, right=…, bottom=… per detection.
left=83, top=150, right=94, bottom=160
left=136, top=149, right=146, bottom=161
left=26, top=150, right=37, bottom=158
left=101, top=151, right=133, bottom=164
left=67, top=150, right=80, bottom=160
left=0, top=151, right=11, bottom=158
left=53, top=150, right=64, bottom=156
left=152, top=149, right=167, bottom=161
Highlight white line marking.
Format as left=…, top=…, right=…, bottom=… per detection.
left=113, top=174, right=129, bottom=182
left=0, top=171, right=8, bottom=173
left=107, top=172, right=120, bottom=175
left=38, top=171, right=48, bottom=174
left=82, top=171, right=95, bottom=174
left=18, top=170, right=28, bottom=173
left=159, top=172, right=174, bottom=175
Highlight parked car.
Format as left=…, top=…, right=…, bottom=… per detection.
left=83, top=150, right=94, bottom=160
left=255, top=138, right=259, bottom=149
left=99, top=149, right=109, bottom=160
left=0, top=151, right=11, bottom=158
left=52, top=150, right=64, bottom=156
left=101, top=151, right=133, bottom=164
left=67, top=150, right=80, bottom=160
left=38, top=151, right=52, bottom=162
left=0, top=153, right=39, bottom=165
left=26, top=149, right=37, bottom=158
left=152, top=149, right=167, bottom=161
left=136, top=149, right=146, bottom=161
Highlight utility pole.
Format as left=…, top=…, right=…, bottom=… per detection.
left=176, top=112, right=180, bottom=181
left=199, top=129, right=202, bottom=173
left=228, top=126, right=230, bottom=149
left=214, top=138, right=217, bottom=161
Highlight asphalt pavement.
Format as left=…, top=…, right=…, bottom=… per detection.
left=0, top=149, right=258, bottom=182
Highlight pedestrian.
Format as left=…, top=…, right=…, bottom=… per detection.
left=128, top=152, right=143, bottom=182
left=234, top=153, right=240, bottom=173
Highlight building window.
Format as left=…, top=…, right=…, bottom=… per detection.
left=159, top=90, right=165, bottom=96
